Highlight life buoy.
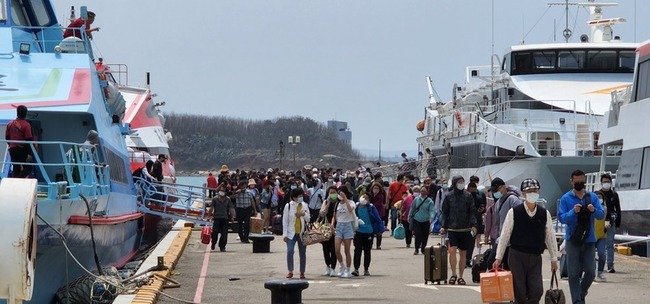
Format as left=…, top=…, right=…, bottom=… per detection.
left=416, top=120, right=425, bottom=132
left=454, top=110, right=462, bottom=126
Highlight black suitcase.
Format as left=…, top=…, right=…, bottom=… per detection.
left=471, top=248, right=491, bottom=283
left=272, top=214, right=283, bottom=235
left=424, top=236, right=448, bottom=285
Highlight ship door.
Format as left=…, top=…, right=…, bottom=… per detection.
left=531, top=132, right=560, bottom=156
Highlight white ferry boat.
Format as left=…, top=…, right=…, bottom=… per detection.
left=416, top=1, right=638, bottom=213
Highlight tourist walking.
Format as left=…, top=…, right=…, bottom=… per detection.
left=233, top=180, right=258, bottom=243
left=6, top=105, right=34, bottom=178
left=283, top=188, right=310, bottom=279
left=558, top=169, right=604, bottom=304
left=492, top=178, right=559, bottom=304
left=352, top=194, right=384, bottom=276
left=598, top=173, right=620, bottom=274
left=400, top=187, right=415, bottom=248
left=485, top=177, right=522, bottom=271
left=368, top=182, right=387, bottom=249
left=409, top=186, right=435, bottom=255
left=439, top=175, right=477, bottom=285
left=211, top=185, right=234, bottom=252
left=386, top=174, right=409, bottom=236
left=333, top=187, right=356, bottom=278
left=206, top=172, right=217, bottom=198
left=319, top=186, right=339, bottom=276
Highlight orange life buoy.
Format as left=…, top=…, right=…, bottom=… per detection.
left=416, top=120, right=425, bottom=132
left=454, top=110, right=462, bottom=126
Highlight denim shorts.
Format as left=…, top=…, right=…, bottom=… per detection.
left=335, top=221, right=354, bottom=240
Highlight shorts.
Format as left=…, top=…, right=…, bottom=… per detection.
left=259, top=202, right=270, bottom=210
left=447, top=230, right=474, bottom=250
left=335, top=222, right=354, bottom=240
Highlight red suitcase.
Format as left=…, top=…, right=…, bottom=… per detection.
left=201, top=226, right=212, bottom=244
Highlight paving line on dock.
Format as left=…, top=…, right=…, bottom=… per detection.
left=193, top=244, right=211, bottom=303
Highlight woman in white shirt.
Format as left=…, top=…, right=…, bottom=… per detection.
left=283, top=188, right=311, bottom=279
left=332, top=187, right=356, bottom=278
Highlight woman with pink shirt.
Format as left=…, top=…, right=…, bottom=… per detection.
left=368, top=182, right=386, bottom=249
left=400, top=187, right=417, bottom=248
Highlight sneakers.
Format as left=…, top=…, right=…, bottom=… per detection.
left=300, top=273, right=306, bottom=279
left=337, top=266, right=346, bottom=277
left=329, top=268, right=337, bottom=277
left=597, top=273, right=607, bottom=281
left=607, top=268, right=616, bottom=273
left=351, top=269, right=359, bottom=276
left=341, top=269, right=352, bottom=278
left=364, top=269, right=370, bottom=276
left=324, top=267, right=332, bottom=276
left=286, top=272, right=293, bottom=279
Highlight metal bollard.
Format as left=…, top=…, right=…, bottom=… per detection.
left=264, top=279, right=309, bottom=304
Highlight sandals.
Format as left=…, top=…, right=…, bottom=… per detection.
left=449, top=275, right=457, bottom=285
left=457, top=278, right=466, bottom=285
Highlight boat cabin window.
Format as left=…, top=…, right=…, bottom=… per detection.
left=510, top=49, right=635, bottom=75
left=1, top=1, right=7, bottom=22
left=9, top=0, right=54, bottom=26
left=633, top=58, right=650, bottom=102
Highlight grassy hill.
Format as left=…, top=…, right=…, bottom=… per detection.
left=164, top=114, right=362, bottom=173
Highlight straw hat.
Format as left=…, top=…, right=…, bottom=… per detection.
left=248, top=178, right=256, bottom=186
left=220, top=164, right=229, bottom=173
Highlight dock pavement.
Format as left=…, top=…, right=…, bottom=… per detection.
left=153, top=229, right=650, bottom=304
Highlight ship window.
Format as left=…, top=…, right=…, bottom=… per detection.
left=634, top=59, right=650, bottom=102
left=586, top=50, right=616, bottom=71
left=103, top=148, right=128, bottom=185
left=10, top=0, right=28, bottom=26
left=618, top=50, right=636, bottom=72
left=640, top=147, right=650, bottom=189
left=558, top=50, right=585, bottom=70
left=533, top=51, right=556, bottom=70
left=511, top=52, right=532, bottom=75
left=29, top=0, right=51, bottom=26
left=1, top=1, right=6, bottom=22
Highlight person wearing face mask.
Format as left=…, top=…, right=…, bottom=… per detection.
left=598, top=173, right=620, bottom=274
left=318, top=186, right=339, bottom=277
left=210, top=184, right=235, bottom=252
left=283, top=187, right=310, bottom=279
left=332, top=186, right=356, bottom=278
left=465, top=182, right=486, bottom=268
left=439, top=175, right=477, bottom=285
left=409, top=186, right=435, bottom=255
left=368, top=182, right=387, bottom=249
left=233, top=180, right=258, bottom=243
left=400, top=189, right=415, bottom=248
left=559, top=169, right=604, bottom=304
left=351, top=194, right=384, bottom=276
left=492, top=178, right=559, bottom=304
left=434, top=179, right=450, bottom=217
left=485, top=177, right=522, bottom=271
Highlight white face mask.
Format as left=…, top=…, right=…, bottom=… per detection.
left=218, top=191, right=226, bottom=197
left=525, top=193, right=539, bottom=203
left=602, top=182, right=611, bottom=190
left=359, top=198, right=368, bottom=205
left=456, top=183, right=465, bottom=191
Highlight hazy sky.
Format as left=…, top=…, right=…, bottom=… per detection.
left=55, top=0, right=649, bottom=155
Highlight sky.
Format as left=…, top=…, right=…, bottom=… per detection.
left=54, top=0, right=650, bottom=156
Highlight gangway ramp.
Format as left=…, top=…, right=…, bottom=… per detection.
left=134, top=177, right=213, bottom=225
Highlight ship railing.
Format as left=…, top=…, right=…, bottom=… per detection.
left=371, top=155, right=450, bottom=181
left=134, top=177, right=212, bottom=224
left=106, top=64, right=129, bottom=86
left=10, top=25, right=94, bottom=55
left=0, top=139, right=110, bottom=200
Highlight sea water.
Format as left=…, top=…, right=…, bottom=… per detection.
left=176, top=176, right=207, bottom=188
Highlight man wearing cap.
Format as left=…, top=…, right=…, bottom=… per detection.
left=233, top=180, right=258, bottom=243
left=492, top=178, right=559, bottom=304
left=485, top=177, right=522, bottom=270
left=439, top=175, right=477, bottom=285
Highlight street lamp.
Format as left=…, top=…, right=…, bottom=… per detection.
left=288, top=135, right=300, bottom=170
left=279, top=140, right=285, bottom=170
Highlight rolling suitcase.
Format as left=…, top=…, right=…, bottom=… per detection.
left=273, top=214, right=283, bottom=235
left=472, top=248, right=491, bottom=283
left=201, top=226, right=212, bottom=245
left=424, top=235, right=448, bottom=285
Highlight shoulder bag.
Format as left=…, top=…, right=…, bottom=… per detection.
left=544, top=271, right=566, bottom=304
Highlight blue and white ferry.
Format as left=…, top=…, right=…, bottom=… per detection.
left=0, top=1, right=143, bottom=303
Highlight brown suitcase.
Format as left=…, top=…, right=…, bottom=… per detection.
left=424, top=236, right=448, bottom=285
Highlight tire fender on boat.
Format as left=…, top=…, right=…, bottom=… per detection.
left=454, top=110, right=462, bottom=127
left=0, top=178, right=38, bottom=302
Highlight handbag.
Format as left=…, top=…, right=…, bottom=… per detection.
left=544, top=271, right=566, bottom=304
left=313, top=217, right=333, bottom=240
left=393, top=224, right=405, bottom=240
left=301, top=222, right=327, bottom=246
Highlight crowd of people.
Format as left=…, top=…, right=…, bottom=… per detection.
left=204, top=164, right=621, bottom=304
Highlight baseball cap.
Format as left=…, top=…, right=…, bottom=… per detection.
left=520, top=178, right=541, bottom=191
left=490, top=178, right=505, bottom=192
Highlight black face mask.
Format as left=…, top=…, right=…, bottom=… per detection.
left=573, top=182, right=585, bottom=191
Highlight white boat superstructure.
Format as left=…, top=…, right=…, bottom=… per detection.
left=416, top=1, right=638, bottom=213
left=588, top=40, right=650, bottom=236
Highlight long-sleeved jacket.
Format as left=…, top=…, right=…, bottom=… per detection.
left=600, top=189, right=621, bottom=228
left=440, top=189, right=477, bottom=230
left=282, top=201, right=311, bottom=240
left=558, top=190, right=604, bottom=243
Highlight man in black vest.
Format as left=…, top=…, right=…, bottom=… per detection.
left=492, top=178, right=559, bottom=304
